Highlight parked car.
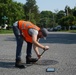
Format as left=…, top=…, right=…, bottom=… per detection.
left=47, top=25, right=62, bottom=32
left=54, top=25, right=62, bottom=31
left=71, top=25, right=76, bottom=30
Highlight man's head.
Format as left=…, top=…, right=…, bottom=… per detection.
left=38, top=28, right=48, bottom=39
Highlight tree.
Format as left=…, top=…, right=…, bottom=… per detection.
left=0, top=0, right=25, bottom=27
left=39, top=11, right=53, bottom=28
left=0, top=0, right=12, bottom=4
left=23, top=0, right=40, bottom=24
left=73, top=7, right=76, bottom=17
left=59, top=15, right=76, bottom=30
left=8, top=2, right=25, bottom=24
left=56, top=10, right=65, bottom=23
left=65, top=5, right=72, bottom=16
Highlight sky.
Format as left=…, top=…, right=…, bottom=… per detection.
left=14, top=0, right=76, bottom=12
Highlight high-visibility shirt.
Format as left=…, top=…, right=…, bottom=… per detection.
left=18, top=20, right=40, bottom=43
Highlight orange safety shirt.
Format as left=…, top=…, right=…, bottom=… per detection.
left=18, top=20, right=40, bottom=43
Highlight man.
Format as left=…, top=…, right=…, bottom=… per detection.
left=13, top=20, right=49, bottom=69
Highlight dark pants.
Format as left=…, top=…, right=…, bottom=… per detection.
left=13, top=25, right=32, bottom=60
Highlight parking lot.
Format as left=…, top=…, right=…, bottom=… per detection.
left=0, top=32, right=76, bottom=75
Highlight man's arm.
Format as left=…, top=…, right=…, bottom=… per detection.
left=29, top=29, right=49, bottom=58
left=32, top=34, right=45, bottom=49
left=33, top=44, right=41, bottom=58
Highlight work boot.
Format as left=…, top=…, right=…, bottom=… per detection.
left=26, top=56, right=38, bottom=64
left=15, top=59, right=25, bottom=69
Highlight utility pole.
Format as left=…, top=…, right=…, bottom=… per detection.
left=53, top=14, right=55, bottom=29
left=29, top=9, right=31, bottom=21
left=66, top=5, right=68, bottom=16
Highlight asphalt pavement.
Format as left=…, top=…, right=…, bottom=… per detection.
left=0, top=32, right=76, bottom=75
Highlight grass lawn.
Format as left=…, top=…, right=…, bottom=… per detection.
left=68, top=30, right=76, bottom=33
left=0, top=29, right=76, bottom=34
left=58, top=30, right=76, bottom=33
left=0, top=29, right=13, bottom=34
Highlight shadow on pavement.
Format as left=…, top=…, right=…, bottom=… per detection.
left=0, top=59, right=59, bottom=68
left=0, top=61, right=15, bottom=68
left=36, top=59, right=59, bottom=66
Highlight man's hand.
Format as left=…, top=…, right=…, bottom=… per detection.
left=37, top=54, right=42, bottom=59
left=43, top=46, right=49, bottom=51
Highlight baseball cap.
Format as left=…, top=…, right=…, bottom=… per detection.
left=41, top=28, right=48, bottom=39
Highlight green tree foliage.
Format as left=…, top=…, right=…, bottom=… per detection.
left=59, top=15, right=76, bottom=30
left=0, top=0, right=12, bottom=3
left=23, top=0, right=40, bottom=24
left=0, top=0, right=25, bottom=27
left=0, top=0, right=76, bottom=30
left=73, top=7, right=76, bottom=17
left=39, top=11, right=53, bottom=27
left=56, top=10, right=65, bottom=23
